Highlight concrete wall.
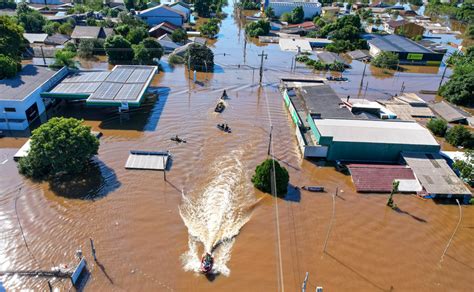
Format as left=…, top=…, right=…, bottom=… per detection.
left=0, top=67, right=68, bottom=131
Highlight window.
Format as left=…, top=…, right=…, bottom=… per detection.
left=4, top=107, right=16, bottom=113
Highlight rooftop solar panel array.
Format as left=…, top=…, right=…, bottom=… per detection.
left=47, top=65, right=157, bottom=105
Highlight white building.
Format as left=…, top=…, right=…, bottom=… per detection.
left=0, top=65, right=67, bottom=131
left=264, top=0, right=321, bottom=19
left=137, top=4, right=186, bottom=27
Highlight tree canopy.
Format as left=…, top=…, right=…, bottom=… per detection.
left=427, top=118, right=448, bottom=137
left=372, top=51, right=399, bottom=69
left=184, top=43, right=214, bottom=72
left=171, top=28, right=188, bottom=43
left=16, top=2, right=47, bottom=33
left=0, top=15, right=24, bottom=78
left=126, top=26, right=149, bottom=45
left=18, top=117, right=99, bottom=179
left=132, top=38, right=163, bottom=65
left=51, top=48, right=78, bottom=69
left=245, top=20, right=270, bottom=37
left=251, top=159, right=289, bottom=197
left=452, top=150, right=474, bottom=186
left=446, top=125, right=474, bottom=149
left=199, top=18, right=221, bottom=38
left=105, top=35, right=134, bottom=64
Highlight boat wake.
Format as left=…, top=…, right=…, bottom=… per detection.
left=179, top=150, right=256, bottom=276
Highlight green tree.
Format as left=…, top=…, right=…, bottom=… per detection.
left=16, top=2, right=46, bottom=33
left=64, top=42, right=77, bottom=53
left=427, top=118, right=448, bottom=137
left=104, top=35, right=134, bottom=64
left=452, top=150, right=474, bottom=186
left=126, top=26, right=148, bottom=45
left=43, top=21, right=60, bottom=36
left=0, top=54, right=19, bottom=79
left=199, top=18, right=220, bottom=38
left=171, top=28, right=188, bottom=43
left=280, top=12, right=292, bottom=23
left=291, top=6, right=304, bottom=24
left=58, top=22, right=74, bottom=35
left=78, top=39, right=95, bottom=58
left=466, top=24, right=474, bottom=40
left=0, top=15, right=24, bottom=70
left=141, top=37, right=163, bottom=60
left=86, top=17, right=98, bottom=26
left=439, top=72, right=474, bottom=106
left=446, top=125, right=473, bottom=148
left=125, top=0, right=135, bottom=10
left=51, top=48, right=77, bottom=69
left=184, top=43, right=214, bottom=72
left=18, top=117, right=99, bottom=179
left=245, top=19, right=270, bottom=37
left=251, top=159, right=289, bottom=197
left=372, top=51, right=399, bottom=69
left=195, top=0, right=212, bottom=17
left=265, top=7, right=275, bottom=19
left=115, top=24, right=130, bottom=37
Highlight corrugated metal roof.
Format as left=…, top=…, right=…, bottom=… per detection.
left=402, top=152, right=471, bottom=196
left=348, top=164, right=417, bottom=193
left=313, top=119, right=440, bottom=146
left=125, top=151, right=169, bottom=170
left=429, top=101, right=470, bottom=123
left=279, top=38, right=312, bottom=52
left=23, top=33, right=48, bottom=44
left=365, top=34, right=434, bottom=54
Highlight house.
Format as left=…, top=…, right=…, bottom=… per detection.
left=71, top=26, right=109, bottom=44
left=0, top=65, right=68, bottom=131
left=430, top=101, right=472, bottom=124
left=384, top=19, right=424, bottom=38
left=149, top=21, right=179, bottom=38
left=44, top=34, right=71, bottom=46
left=23, top=33, right=48, bottom=45
left=280, top=21, right=318, bottom=35
left=28, top=0, right=65, bottom=4
left=137, top=4, right=186, bottom=27
left=399, top=10, right=418, bottom=17
left=263, top=0, right=321, bottom=19
left=170, top=1, right=191, bottom=21
left=316, top=51, right=350, bottom=67
left=321, top=6, right=339, bottom=17
left=365, top=34, right=444, bottom=65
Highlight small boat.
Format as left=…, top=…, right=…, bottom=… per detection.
left=326, top=76, right=348, bottom=82
left=171, top=135, right=186, bottom=143
left=200, top=253, right=214, bottom=274
left=302, top=186, right=325, bottom=192
left=214, top=100, right=225, bottom=113
left=217, top=123, right=231, bottom=133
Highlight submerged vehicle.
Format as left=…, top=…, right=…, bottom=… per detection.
left=217, top=123, right=231, bottom=133
left=200, top=253, right=214, bottom=274
left=215, top=100, right=225, bottom=113
left=171, top=135, right=186, bottom=143
left=326, top=76, right=348, bottom=82
left=302, top=186, right=325, bottom=192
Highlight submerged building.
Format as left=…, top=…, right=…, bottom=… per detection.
left=263, top=0, right=322, bottom=19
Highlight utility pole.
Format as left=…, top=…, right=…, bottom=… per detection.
left=437, top=63, right=449, bottom=92
left=360, top=61, right=367, bottom=87
left=90, top=238, right=97, bottom=262
left=399, top=81, right=405, bottom=95
left=267, top=125, right=273, bottom=156
left=162, top=154, right=167, bottom=181
left=40, top=45, right=46, bottom=66
left=258, top=50, right=268, bottom=85
left=323, top=187, right=337, bottom=253
left=301, top=272, right=309, bottom=292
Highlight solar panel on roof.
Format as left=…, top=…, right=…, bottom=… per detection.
left=115, top=83, right=143, bottom=101
left=127, top=69, right=153, bottom=83
left=89, top=82, right=123, bottom=100
left=106, top=68, right=134, bottom=83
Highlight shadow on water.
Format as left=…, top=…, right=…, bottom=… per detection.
left=142, top=87, right=170, bottom=132
left=284, top=184, right=301, bottom=203
left=325, top=252, right=389, bottom=292
left=48, top=159, right=120, bottom=200
left=393, top=207, right=427, bottom=223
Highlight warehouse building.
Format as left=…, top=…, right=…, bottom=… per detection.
left=308, top=119, right=440, bottom=162
left=0, top=65, right=68, bottom=131
left=364, top=34, right=444, bottom=65
left=263, top=0, right=321, bottom=19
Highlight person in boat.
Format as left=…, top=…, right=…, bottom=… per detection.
left=224, top=123, right=229, bottom=131
left=222, top=90, right=227, bottom=98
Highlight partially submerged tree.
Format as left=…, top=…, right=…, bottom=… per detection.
left=51, top=48, right=77, bottom=69
left=184, top=43, right=214, bottom=72
left=427, top=118, right=448, bottom=137
left=245, top=19, right=270, bottom=37
left=78, top=39, right=95, bottom=58
left=372, top=51, right=399, bottom=69
left=387, top=180, right=399, bottom=209
left=446, top=125, right=473, bottom=149
left=18, top=117, right=99, bottom=179
left=105, top=35, right=134, bottom=64
left=171, top=28, right=188, bottom=43
left=251, top=159, right=289, bottom=197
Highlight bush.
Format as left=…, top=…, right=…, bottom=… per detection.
left=43, top=21, right=60, bottom=35
left=64, top=42, right=77, bottom=53
left=446, top=125, right=473, bottom=148
left=0, top=54, right=19, bottom=79
left=245, top=19, right=270, bottom=37
left=50, top=49, right=77, bottom=69
left=372, top=51, right=399, bottom=69
left=126, top=26, right=149, bottom=45
left=171, top=28, right=187, bottom=43
left=58, top=22, right=73, bottom=35
left=78, top=39, right=95, bottom=58
left=168, top=54, right=184, bottom=65
left=427, top=118, right=448, bottom=137
left=199, top=18, right=221, bottom=38
left=281, top=12, right=292, bottom=23
left=18, top=117, right=99, bottom=179
left=251, top=159, right=289, bottom=197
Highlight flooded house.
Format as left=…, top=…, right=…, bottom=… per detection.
left=263, top=0, right=322, bottom=19
left=137, top=4, right=187, bottom=26
left=364, top=34, right=445, bottom=65
left=383, top=19, right=424, bottom=38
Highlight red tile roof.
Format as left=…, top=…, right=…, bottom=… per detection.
left=286, top=21, right=316, bottom=30
left=348, top=164, right=416, bottom=193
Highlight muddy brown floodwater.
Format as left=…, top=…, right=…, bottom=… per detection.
left=1, top=2, right=473, bottom=291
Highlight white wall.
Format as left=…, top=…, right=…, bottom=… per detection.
left=0, top=67, right=68, bottom=131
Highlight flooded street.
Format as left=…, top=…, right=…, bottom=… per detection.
left=1, top=2, right=473, bottom=291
